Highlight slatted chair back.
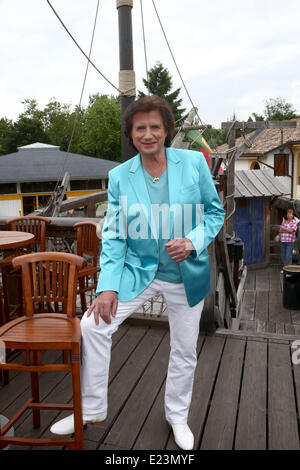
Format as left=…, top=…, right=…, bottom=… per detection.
left=0, top=286, right=4, bottom=327
left=73, top=221, right=100, bottom=313
left=74, top=221, right=100, bottom=267
left=12, top=252, right=86, bottom=317
left=6, top=216, right=51, bottom=252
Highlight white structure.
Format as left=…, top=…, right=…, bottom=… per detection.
left=0, top=142, right=119, bottom=217
left=217, top=119, right=300, bottom=199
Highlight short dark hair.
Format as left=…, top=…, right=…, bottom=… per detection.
left=123, top=95, right=175, bottom=148
left=286, top=208, right=295, bottom=217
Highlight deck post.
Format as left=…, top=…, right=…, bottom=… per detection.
left=226, top=128, right=236, bottom=236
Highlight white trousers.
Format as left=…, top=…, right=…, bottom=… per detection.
left=80, top=278, right=204, bottom=424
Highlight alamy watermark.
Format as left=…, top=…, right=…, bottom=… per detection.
left=96, top=197, right=205, bottom=250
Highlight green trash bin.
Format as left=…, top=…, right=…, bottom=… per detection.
left=283, top=265, right=300, bottom=309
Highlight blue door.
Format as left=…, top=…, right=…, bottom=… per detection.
left=234, top=197, right=265, bottom=264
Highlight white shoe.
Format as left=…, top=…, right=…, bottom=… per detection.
left=171, top=424, right=194, bottom=450
left=50, top=411, right=107, bottom=435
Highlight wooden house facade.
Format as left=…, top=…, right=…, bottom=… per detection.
left=217, top=119, right=300, bottom=199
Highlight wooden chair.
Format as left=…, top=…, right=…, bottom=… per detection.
left=74, top=221, right=101, bottom=313
left=1, top=216, right=51, bottom=321
left=0, top=286, right=3, bottom=326
left=0, top=286, right=5, bottom=385
left=6, top=216, right=51, bottom=252
left=0, top=252, right=86, bottom=450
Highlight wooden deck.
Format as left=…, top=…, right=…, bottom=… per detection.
left=1, top=265, right=300, bottom=450
left=237, top=265, right=300, bottom=335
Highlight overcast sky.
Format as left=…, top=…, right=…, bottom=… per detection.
left=1, top=0, right=300, bottom=128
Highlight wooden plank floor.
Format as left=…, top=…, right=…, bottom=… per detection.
left=2, top=264, right=300, bottom=450
left=1, top=323, right=300, bottom=450
left=238, top=265, right=300, bottom=335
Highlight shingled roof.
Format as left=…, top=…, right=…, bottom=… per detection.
left=217, top=118, right=300, bottom=156
left=0, top=143, right=119, bottom=183
left=235, top=169, right=290, bottom=198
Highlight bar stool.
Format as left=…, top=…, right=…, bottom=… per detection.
left=0, top=252, right=86, bottom=450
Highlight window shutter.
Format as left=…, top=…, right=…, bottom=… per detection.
left=274, top=154, right=289, bottom=176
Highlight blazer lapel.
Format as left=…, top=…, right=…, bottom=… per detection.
left=128, top=154, right=158, bottom=241
left=166, top=146, right=183, bottom=210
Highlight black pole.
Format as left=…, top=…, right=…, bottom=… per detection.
left=117, top=0, right=136, bottom=162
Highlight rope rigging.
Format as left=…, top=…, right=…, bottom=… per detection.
left=46, top=0, right=121, bottom=94
left=45, top=0, right=241, bottom=215
left=140, top=0, right=150, bottom=96
left=44, top=0, right=101, bottom=213
left=151, top=0, right=212, bottom=145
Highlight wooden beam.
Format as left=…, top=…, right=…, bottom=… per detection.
left=210, top=152, right=227, bottom=159
left=216, top=226, right=237, bottom=309
left=58, top=190, right=108, bottom=212
left=226, top=126, right=235, bottom=236
left=174, top=125, right=207, bottom=132
left=233, top=128, right=265, bottom=161
left=221, top=121, right=297, bottom=130
left=43, top=172, right=70, bottom=217
left=171, top=108, right=198, bottom=148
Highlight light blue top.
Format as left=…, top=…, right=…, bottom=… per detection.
left=97, top=147, right=226, bottom=307
left=142, top=166, right=182, bottom=283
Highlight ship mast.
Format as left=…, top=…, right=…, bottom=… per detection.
left=117, top=0, right=136, bottom=161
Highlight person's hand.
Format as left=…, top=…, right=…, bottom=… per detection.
left=165, top=238, right=194, bottom=262
left=87, top=291, right=118, bottom=325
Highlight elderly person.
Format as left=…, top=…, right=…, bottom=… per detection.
left=50, top=95, right=225, bottom=450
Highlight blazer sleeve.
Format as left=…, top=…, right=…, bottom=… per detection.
left=96, top=171, right=127, bottom=295
left=185, top=152, right=225, bottom=256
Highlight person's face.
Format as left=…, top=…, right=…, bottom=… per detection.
left=287, top=210, right=294, bottom=220
left=131, top=109, right=167, bottom=159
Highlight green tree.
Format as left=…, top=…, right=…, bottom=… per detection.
left=250, top=97, right=298, bottom=122
left=79, top=94, right=121, bottom=161
left=203, top=126, right=227, bottom=149
left=41, top=99, right=84, bottom=153
left=0, top=96, right=122, bottom=160
left=250, top=112, right=264, bottom=122
left=10, top=99, right=47, bottom=148
left=138, top=62, right=185, bottom=122
left=0, top=118, right=16, bottom=155
left=264, top=97, right=298, bottom=120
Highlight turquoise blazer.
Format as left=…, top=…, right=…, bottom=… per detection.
left=96, top=147, right=225, bottom=307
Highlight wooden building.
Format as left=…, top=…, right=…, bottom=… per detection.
left=217, top=118, right=300, bottom=199
left=234, top=169, right=290, bottom=266
left=0, top=142, right=119, bottom=216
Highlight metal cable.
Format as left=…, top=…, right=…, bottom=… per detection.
left=46, top=0, right=101, bottom=198
left=46, top=0, right=121, bottom=93
left=151, top=0, right=215, bottom=147
left=140, top=0, right=150, bottom=95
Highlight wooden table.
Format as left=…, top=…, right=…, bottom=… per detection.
left=0, top=231, right=34, bottom=250
left=0, top=231, right=35, bottom=327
